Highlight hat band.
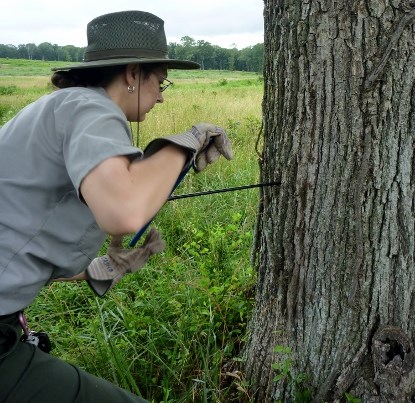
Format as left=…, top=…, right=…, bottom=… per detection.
left=84, top=48, right=168, bottom=62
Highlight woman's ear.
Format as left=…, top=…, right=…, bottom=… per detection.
left=125, top=63, right=139, bottom=85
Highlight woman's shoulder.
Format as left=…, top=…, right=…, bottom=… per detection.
left=46, top=86, right=119, bottom=115
left=50, top=86, right=110, bottom=102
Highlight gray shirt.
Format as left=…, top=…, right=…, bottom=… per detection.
left=0, top=86, right=142, bottom=314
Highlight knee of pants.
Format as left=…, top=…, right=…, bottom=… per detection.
left=1, top=342, right=148, bottom=402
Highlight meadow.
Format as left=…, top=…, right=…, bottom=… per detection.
left=0, top=58, right=263, bottom=402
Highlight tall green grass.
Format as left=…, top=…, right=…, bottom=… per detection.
left=2, top=64, right=263, bottom=402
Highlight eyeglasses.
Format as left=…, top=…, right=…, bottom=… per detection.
left=159, top=76, right=174, bottom=92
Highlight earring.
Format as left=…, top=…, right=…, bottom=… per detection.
left=127, top=85, right=136, bottom=93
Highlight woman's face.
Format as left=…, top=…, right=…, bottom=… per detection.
left=137, top=65, right=168, bottom=122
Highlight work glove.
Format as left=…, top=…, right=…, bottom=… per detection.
left=87, top=227, right=165, bottom=297
left=144, top=123, right=233, bottom=172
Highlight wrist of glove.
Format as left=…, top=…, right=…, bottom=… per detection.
left=87, top=227, right=165, bottom=297
left=143, top=123, right=233, bottom=172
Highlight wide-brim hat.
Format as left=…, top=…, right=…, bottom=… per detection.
left=52, top=10, right=200, bottom=71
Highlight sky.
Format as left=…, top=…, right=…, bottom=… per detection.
left=1, top=0, right=264, bottom=50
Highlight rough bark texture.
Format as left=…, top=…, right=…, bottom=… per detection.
left=244, top=1, right=415, bottom=401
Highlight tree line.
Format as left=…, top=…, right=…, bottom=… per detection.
left=0, top=36, right=264, bottom=73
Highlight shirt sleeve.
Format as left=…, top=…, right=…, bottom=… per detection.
left=56, top=89, right=143, bottom=195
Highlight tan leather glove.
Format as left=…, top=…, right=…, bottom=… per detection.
left=143, top=123, right=233, bottom=172
left=191, top=123, right=233, bottom=171
left=87, top=227, right=165, bottom=297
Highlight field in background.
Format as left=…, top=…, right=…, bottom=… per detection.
left=0, top=58, right=264, bottom=402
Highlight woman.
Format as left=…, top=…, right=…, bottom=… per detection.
left=0, top=10, right=232, bottom=402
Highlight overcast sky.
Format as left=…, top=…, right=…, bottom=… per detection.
left=1, top=0, right=264, bottom=49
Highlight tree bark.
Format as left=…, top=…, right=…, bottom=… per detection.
left=245, top=1, right=415, bottom=401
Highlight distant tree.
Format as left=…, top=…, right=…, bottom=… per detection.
left=0, top=44, right=18, bottom=58
left=238, top=44, right=264, bottom=73
left=180, top=35, right=196, bottom=48
left=213, top=46, right=230, bottom=70
left=250, top=43, right=264, bottom=72
left=167, top=42, right=179, bottom=60
left=195, top=40, right=215, bottom=70
left=61, top=45, right=83, bottom=62
left=227, top=47, right=238, bottom=71
left=17, top=44, right=28, bottom=59
left=0, top=36, right=263, bottom=72
left=172, top=36, right=197, bottom=65
left=52, top=44, right=66, bottom=61
left=36, top=42, right=55, bottom=61
left=26, top=43, right=36, bottom=60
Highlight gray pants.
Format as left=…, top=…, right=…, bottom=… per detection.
left=0, top=313, right=149, bottom=403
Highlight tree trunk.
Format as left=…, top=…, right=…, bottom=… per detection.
left=244, top=1, right=415, bottom=401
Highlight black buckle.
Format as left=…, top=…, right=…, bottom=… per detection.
left=18, top=312, right=52, bottom=353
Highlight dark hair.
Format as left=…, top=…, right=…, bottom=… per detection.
left=51, top=63, right=160, bottom=89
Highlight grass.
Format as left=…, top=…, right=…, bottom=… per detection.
left=1, top=59, right=263, bottom=402
left=0, top=58, right=61, bottom=76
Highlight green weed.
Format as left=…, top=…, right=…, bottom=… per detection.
left=27, top=215, right=257, bottom=401
left=345, top=392, right=361, bottom=403
left=0, top=85, right=17, bottom=95
left=273, top=345, right=312, bottom=403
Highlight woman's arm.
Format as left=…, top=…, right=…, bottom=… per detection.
left=80, top=144, right=187, bottom=235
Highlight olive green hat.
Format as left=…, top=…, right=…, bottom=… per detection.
left=52, top=10, right=200, bottom=71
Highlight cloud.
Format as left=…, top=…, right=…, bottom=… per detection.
left=1, top=0, right=264, bottom=49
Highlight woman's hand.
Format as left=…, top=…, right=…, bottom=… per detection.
left=143, top=123, right=233, bottom=172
